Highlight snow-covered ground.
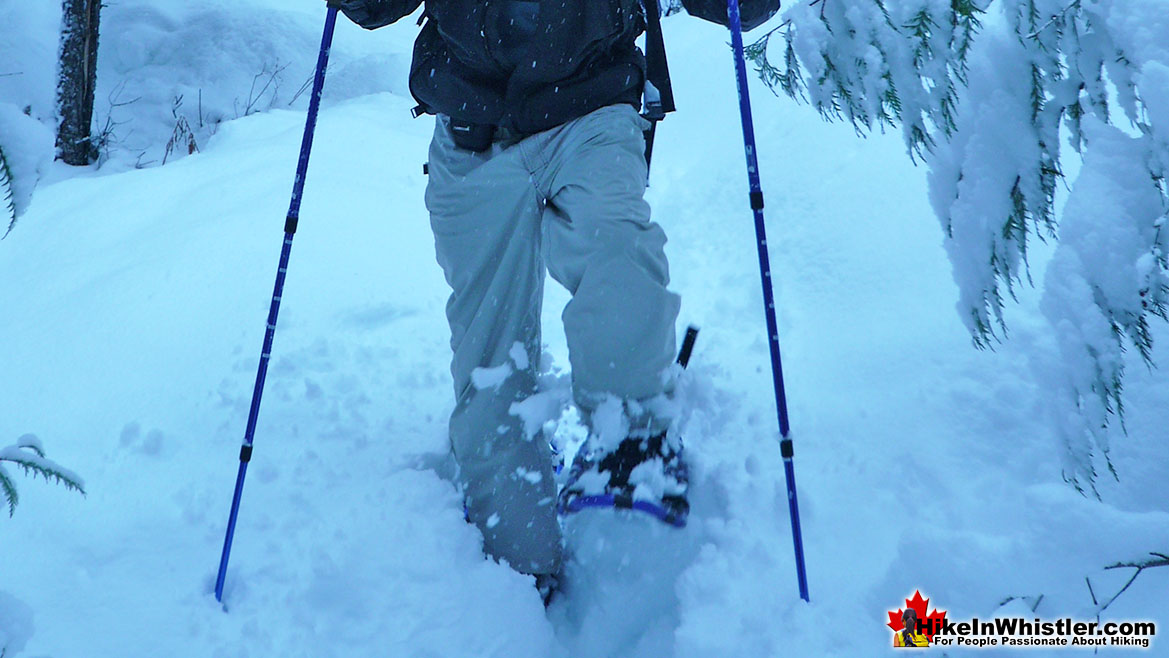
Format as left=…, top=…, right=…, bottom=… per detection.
left=2, top=3, right=1167, bottom=657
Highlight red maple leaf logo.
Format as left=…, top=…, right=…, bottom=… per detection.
left=887, top=590, right=947, bottom=642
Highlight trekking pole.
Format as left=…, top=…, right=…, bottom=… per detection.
left=214, top=2, right=341, bottom=605
left=725, top=0, right=810, bottom=602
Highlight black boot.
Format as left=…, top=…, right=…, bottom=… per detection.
left=535, top=571, right=561, bottom=607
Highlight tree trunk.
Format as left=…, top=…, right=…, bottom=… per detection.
left=56, top=0, right=101, bottom=166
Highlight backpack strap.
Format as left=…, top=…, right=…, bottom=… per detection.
left=641, top=0, right=675, bottom=180
left=642, top=0, right=675, bottom=118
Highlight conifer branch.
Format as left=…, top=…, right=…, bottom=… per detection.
left=1093, top=553, right=1169, bottom=615
left=1026, top=0, right=1082, bottom=39
left=0, top=142, right=16, bottom=238
left=0, top=465, right=18, bottom=517
left=757, top=0, right=1168, bottom=493
left=0, top=439, right=86, bottom=517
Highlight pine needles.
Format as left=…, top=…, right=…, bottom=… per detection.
left=0, top=142, right=15, bottom=238
left=0, top=435, right=85, bottom=517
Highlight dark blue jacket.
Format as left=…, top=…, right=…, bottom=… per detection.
left=337, top=0, right=779, bottom=133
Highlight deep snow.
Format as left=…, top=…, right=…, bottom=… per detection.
left=1, top=3, right=1167, bottom=657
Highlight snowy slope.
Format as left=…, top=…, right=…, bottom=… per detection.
left=2, top=5, right=1168, bottom=658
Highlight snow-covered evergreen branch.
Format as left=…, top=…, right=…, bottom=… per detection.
left=1096, top=552, right=1169, bottom=614
left=0, top=143, right=14, bottom=237
left=0, top=435, right=85, bottom=516
left=1082, top=552, right=1169, bottom=619
left=751, top=0, right=1169, bottom=490
left=748, top=0, right=985, bottom=160
left=0, top=104, right=55, bottom=238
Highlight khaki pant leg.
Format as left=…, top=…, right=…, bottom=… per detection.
left=529, top=105, right=681, bottom=418
left=425, top=116, right=561, bottom=575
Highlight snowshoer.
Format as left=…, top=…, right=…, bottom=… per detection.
left=332, top=0, right=778, bottom=590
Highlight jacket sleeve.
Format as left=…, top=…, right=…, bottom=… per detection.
left=334, top=0, right=423, bottom=30
left=680, top=0, right=780, bottom=32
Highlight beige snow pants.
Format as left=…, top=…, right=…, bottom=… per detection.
left=424, top=104, right=681, bottom=575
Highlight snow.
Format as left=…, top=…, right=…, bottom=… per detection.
left=510, top=386, right=574, bottom=442
left=0, top=103, right=53, bottom=222
left=472, top=362, right=515, bottom=391
left=0, top=592, right=32, bottom=658
left=510, top=341, right=531, bottom=371
left=1, top=2, right=1167, bottom=657
left=15, top=434, right=43, bottom=453
left=927, top=15, right=1040, bottom=338
left=1039, top=116, right=1167, bottom=476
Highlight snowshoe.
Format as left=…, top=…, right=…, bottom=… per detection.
left=557, top=326, right=697, bottom=527
left=557, top=431, right=689, bottom=527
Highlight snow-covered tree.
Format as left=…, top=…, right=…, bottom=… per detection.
left=748, top=0, right=1169, bottom=491
left=56, top=0, right=101, bottom=165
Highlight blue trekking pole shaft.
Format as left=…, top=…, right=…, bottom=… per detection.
left=214, top=4, right=340, bottom=604
left=726, top=0, right=809, bottom=602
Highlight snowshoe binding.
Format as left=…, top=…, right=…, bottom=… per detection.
left=557, top=430, right=689, bottom=527
left=557, top=326, right=697, bottom=527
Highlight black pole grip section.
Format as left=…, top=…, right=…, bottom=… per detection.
left=239, top=444, right=254, bottom=463
left=780, top=438, right=794, bottom=459
left=644, top=121, right=658, bottom=181
left=677, top=325, right=699, bottom=368
left=284, top=214, right=299, bottom=235
left=750, top=191, right=765, bottom=210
